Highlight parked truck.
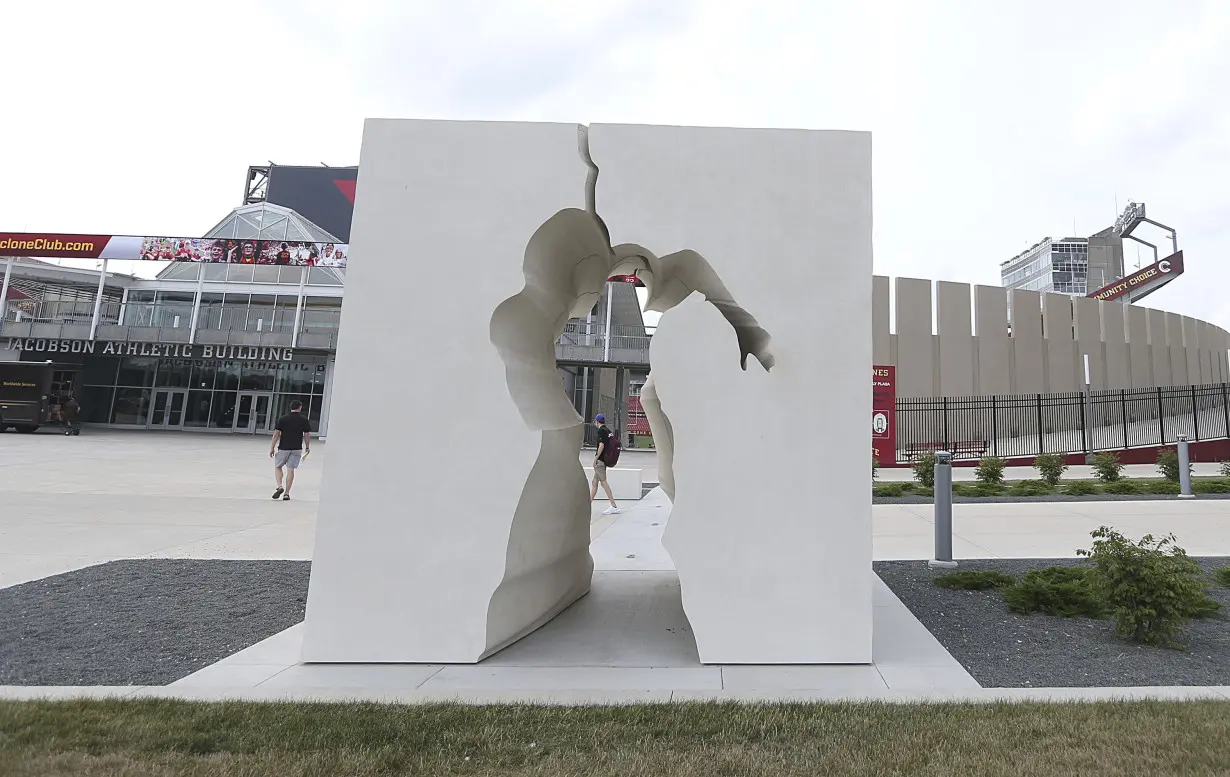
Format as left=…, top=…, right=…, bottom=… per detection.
left=0, top=360, right=57, bottom=433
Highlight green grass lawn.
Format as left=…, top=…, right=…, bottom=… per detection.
left=3, top=699, right=1230, bottom=776
left=873, top=476, right=1230, bottom=499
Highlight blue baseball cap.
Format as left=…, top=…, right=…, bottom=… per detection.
left=594, top=414, right=606, bottom=422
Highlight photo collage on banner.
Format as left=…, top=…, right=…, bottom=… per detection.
left=137, top=237, right=348, bottom=266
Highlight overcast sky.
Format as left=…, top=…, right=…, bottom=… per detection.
left=3, top=0, right=1227, bottom=328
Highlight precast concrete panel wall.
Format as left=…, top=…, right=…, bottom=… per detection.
left=1043, top=292, right=1078, bottom=392
left=1010, top=289, right=1046, bottom=395
left=872, top=275, right=891, bottom=367
left=1183, top=317, right=1201, bottom=387
left=1167, top=312, right=1189, bottom=386
left=894, top=277, right=934, bottom=398
left=974, top=284, right=1010, bottom=396
left=935, top=281, right=974, bottom=396
left=1101, top=303, right=1130, bottom=390
left=873, top=274, right=1230, bottom=398
left=1127, top=305, right=1151, bottom=389
left=1147, top=308, right=1171, bottom=387
left=1073, top=296, right=1105, bottom=390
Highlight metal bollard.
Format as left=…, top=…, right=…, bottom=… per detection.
left=929, top=451, right=958, bottom=568
left=1177, top=435, right=1195, bottom=499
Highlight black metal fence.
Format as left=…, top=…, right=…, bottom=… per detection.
left=895, top=382, right=1230, bottom=463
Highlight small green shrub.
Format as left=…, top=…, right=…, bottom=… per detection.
left=1193, top=478, right=1230, bottom=494
left=911, top=485, right=934, bottom=498
left=953, top=482, right=1005, bottom=497
left=1034, top=453, right=1068, bottom=487
left=1009, top=479, right=1053, bottom=497
left=912, top=451, right=936, bottom=488
left=1064, top=480, right=1101, bottom=496
left=1092, top=452, right=1125, bottom=482
left=1002, top=566, right=1105, bottom=618
left=1189, top=595, right=1222, bottom=619
left=975, top=455, right=1006, bottom=484
left=1220, top=460, right=1230, bottom=477
left=1214, top=567, right=1230, bottom=588
left=1136, top=480, right=1181, bottom=495
left=1156, top=448, right=1191, bottom=484
left=1101, top=479, right=1142, bottom=495
left=873, top=483, right=906, bottom=498
left=872, top=455, right=879, bottom=481
left=934, top=570, right=1016, bottom=591
left=1079, top=527, right=1212, bottom=647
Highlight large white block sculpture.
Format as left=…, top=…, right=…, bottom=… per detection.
left=303, top=119, right=873, bottom=664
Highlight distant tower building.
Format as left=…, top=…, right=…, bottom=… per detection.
left=1001, top=230, right=1124, bottom=298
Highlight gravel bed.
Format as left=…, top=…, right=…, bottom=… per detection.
left=0, top=560, right=310, bottom=686
left=875, top=493, right=1230, bottom=505
left=875, top=557, right=1230, bottom=688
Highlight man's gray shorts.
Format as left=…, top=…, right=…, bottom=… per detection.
left=274, top=449, right=303, bottom=469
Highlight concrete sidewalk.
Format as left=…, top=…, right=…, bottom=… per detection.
left=4, top=431, right=1229, bottom=704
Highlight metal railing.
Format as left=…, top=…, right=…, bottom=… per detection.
left=3, top=299, right=120, bottom=324
left=896, top=382, right=1230, bottom=463
left=3, top=299, right=342, bottom=337
left=556, top=322, right=652, bottom=365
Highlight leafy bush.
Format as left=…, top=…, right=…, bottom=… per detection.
left=1064, top=480, right=1101, bottom=496
left=911, top=485, right=934, bottom=498
left=1101, top=480, right=1142, bottom=495
left=872, top=455, right=879, bottom=481
left=934, top=570, right=1016, bottom=591
left=912, top=451, right=936, bottom=488
left=1009, top=480, right=1053, bottom=497
left=1034, top=453, right=1068, bottom=487
left=1215, top=567, right=1230, bottom=588
left=1194, top=478, right=1230, bottom=494
left=1092, top=452, right=1125, bottom=482
left=974, top=456, right=1006, bottom=484
left=1002, top=566, right=1105, bottom=618
left=1221, top=460, right=1230, bottom=477
left=1078, top=527, right=1213, bottom=647
left=1156, top=448, right=1191, bottom=484
left=873, top=483, right=907, bottom=498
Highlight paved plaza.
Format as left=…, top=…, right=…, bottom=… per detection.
left=2, top=430, right=1229, bottom=703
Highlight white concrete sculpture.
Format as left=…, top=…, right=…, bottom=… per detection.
left=303, top=119, right=873, bottom=664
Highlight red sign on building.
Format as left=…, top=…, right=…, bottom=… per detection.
left=873, top=366, right=897, bottom=465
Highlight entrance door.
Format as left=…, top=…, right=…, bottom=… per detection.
left=234, top=392, right=274, bottom=434
left=149, top=389, right=188, bottom=430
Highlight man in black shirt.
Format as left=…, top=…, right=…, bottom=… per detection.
left=270, top=400, right=312, bottom=501
left=589, top=414, right=620, bottom=515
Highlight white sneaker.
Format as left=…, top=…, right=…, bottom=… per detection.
left=602, top=507, right=621, bottom=515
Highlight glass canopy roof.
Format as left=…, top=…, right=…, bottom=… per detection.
left=202, top=202, right=342, bottom=243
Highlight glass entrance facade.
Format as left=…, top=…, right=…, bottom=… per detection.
left=72, top=353, right=329, bottom=431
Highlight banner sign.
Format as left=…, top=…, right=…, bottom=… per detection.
left=608, top=274, right=646, bottom=286
left=1087, top=250, right=1183, bottom=303
left=873, top=365, right=897, bottom=465
left=0, top=232, right=348, bottom=267
left=1113, top=201, right=1146, bottom=236
left=5, top=337, right=296, bottom=361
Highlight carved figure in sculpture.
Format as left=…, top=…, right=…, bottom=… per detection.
left=486, top=128, right=776, bottom=656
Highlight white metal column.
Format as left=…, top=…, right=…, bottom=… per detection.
left=0, top=257, right=13, bottom=320
left=88, top=259, right=109, bottom=340
left=117, top=287, right=129, bottom=326
left=188, top=265, right=206, bottom=344
left=291, top=267, right=309, bottom=348
left=601, top=281, right=613, bottom=363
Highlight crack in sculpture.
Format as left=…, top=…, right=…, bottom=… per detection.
left=484, top=125, right=775, bottom=656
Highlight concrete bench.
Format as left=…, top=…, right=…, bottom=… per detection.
left=582, top=467, right=643, bottom=500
